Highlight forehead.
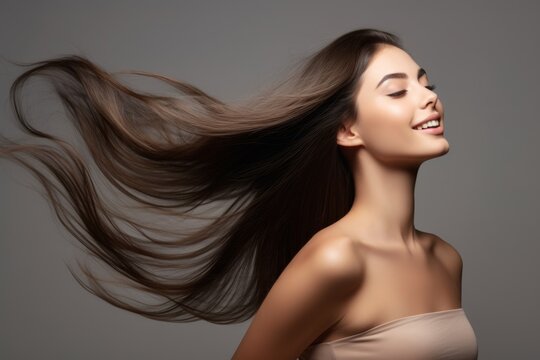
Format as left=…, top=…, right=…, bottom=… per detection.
left=360, top=45, right=422, bottom=89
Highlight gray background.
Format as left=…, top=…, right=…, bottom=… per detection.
left=1, top=0, right=539, bottom=359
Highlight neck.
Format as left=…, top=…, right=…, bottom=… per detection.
left=342, top=151, right=420, bottom=251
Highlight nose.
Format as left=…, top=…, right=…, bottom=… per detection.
left=422, top=86, right=438, bottom=109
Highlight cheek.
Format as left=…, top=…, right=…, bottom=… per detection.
left=361, top=100, right=413, bottom=139
left=376, top=99, right=412, bottom=122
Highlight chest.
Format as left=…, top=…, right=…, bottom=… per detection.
left=362, top=252, right=458, bottom=301
left=315, top=247, right=461, bottom=343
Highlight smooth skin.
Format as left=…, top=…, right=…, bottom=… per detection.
left=232, top=45, right=461, bottom=360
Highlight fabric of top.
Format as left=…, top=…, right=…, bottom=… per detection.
left=298, top=308, right=478, bottom=360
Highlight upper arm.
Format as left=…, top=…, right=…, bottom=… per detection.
left=231, top=237, right=363, bottom=360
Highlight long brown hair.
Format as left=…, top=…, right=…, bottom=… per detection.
left=0, top=28, right=402, bottom=324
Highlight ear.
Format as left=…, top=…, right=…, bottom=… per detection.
left=336, top=118, right=364, bottom=147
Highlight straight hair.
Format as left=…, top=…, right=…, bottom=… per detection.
left=0, top=28, right=403, bottom=324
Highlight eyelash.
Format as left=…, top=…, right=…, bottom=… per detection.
left=388, top=84, right=437, bottom=98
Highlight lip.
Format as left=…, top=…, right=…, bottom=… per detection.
left=412, top=113, right=441, bottom=129
left=415, top=121, right=444, bottom=135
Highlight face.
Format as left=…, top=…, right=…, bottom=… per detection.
left=338, top=44, right=449, bottom=167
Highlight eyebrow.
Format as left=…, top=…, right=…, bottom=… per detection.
left=375, top=67, right=427, bottom=89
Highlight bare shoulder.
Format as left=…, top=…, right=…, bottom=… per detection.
left=294, top=231, right=365, bottom=283
left=231, top=232, right=363, bottom=360
left=428, top=232, right=463, bottom=279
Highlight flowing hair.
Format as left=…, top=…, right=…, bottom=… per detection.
left=0, top=28, right=402, bottom=324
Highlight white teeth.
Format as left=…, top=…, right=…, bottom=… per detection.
left=415, top=119, right=440, bottom=130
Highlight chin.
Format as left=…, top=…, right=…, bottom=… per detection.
left=429, top=138, right=450, bottom=156
left=439, top=140, right=450, bottom=155
left=414, top=144, right=450, bottom=165
left=425, top=145, right=450, bottom=161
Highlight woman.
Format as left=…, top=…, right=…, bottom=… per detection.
left=1, top=28, right=478, bottom=359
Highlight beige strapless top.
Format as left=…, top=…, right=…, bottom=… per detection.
left=299, top=308, right=478, bottom=360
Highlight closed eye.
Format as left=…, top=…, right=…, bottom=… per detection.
left=388, top=84, right=437, bottom=98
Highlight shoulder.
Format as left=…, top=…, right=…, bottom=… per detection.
left=430, top=232, right=463, bottom=278
left=280, top=232, right=365, bottom=300
left=294, top=231, right=365, bottom=288
left=231, top=233, right=363, bottom=359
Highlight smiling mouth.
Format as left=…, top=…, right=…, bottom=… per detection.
left=413, top=119, right=441, bottom=130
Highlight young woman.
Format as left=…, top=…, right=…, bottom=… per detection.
left=0, top=28, right=478, bottom=359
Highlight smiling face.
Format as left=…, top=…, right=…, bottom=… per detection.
left=338, top=44, right=449, bottom=168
